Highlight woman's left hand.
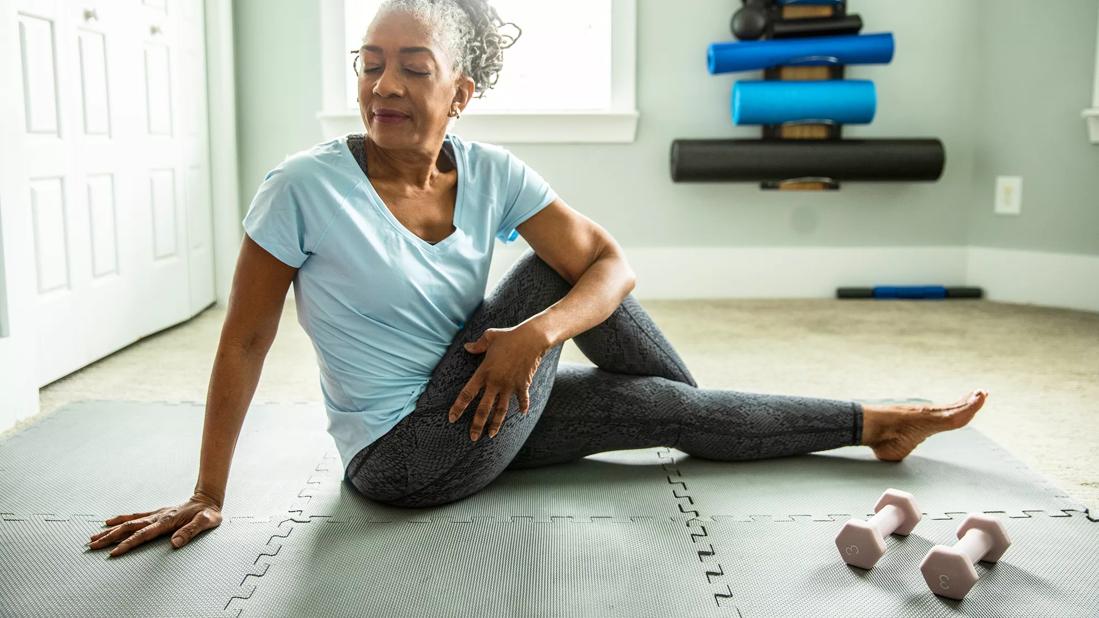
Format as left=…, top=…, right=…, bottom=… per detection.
left=449, top=325, right=550, bottom=441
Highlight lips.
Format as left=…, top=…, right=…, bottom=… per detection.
left=373, top=109, right=409, bottom=119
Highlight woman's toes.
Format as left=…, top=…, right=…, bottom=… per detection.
left=940, top=390, right=987, bottom=429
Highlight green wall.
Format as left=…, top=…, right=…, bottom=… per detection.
left=233, top=0, right=322, bottom=211
left=967, top=0, right=1099, bottom=255
left=232, top=0, right=1099, bottom=254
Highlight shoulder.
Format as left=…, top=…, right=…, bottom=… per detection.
left=449, top=134, right=527, bottom=177
left=261, top=135, right=358, bottom=193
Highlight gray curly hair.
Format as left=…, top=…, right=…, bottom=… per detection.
left=370, top=0, right=521, bottom=98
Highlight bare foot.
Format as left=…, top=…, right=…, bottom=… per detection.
left=862, top=390, right=989, bottom=462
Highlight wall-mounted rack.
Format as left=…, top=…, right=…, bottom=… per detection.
left=670, top=0, right=945, bottom=191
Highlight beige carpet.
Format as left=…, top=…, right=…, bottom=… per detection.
left=12, top=296, right=1098, bottom=515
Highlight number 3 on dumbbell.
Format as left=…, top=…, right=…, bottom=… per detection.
left=835, top=488, right=922, bottom=570
left=920, top=513, right=1012, bottom=600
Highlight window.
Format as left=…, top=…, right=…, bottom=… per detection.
left=318, top=0, right=637, bottom=143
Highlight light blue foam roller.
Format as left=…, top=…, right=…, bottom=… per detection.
left=731, top=79, right=876, bottom=125
left=707, top=32, right=894, bottom=74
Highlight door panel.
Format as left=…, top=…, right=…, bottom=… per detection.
left=1, top=0, right=216, bottom=391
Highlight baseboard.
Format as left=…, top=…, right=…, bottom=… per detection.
left=489, top=245, right=1099, bottom=313
left=966, top=247, right=1099, bottom=313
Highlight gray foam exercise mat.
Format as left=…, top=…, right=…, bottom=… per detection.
left=699, top=511, right=1099, bottom=617
left=1, top=399, right=1096, bottom=617
left=224, top=517, right=733, bottom=618
left=0, top=514, right=287, bottom=618
left=0, top=401, right=334, bottom=519
left=660, top=426, right=1086, bottom=521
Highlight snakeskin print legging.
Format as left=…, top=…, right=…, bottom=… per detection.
left=345, top=249, right=864, bottom=508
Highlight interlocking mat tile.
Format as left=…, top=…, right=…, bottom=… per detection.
left=0, top=514, right=291, bottom=618
left=0, top=401, right=334, bottom=519
left=661, top=426, right=1085, bottom=521
left=225, top=516, right=735, bottom=618
left=699, top=510, right=1099, bottom=617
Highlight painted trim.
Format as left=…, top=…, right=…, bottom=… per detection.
left=320, top=0, right=638, bottom=144
left=205, top=0, right=241, bottom=307
left=1084, top=109, right=1099, bottom=144
left=1086, top=8, right=1099, bottom=143
left=966, top=247, right=1099, bottom=314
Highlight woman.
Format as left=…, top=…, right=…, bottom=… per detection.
left=88, top=0, right=987, bottom=558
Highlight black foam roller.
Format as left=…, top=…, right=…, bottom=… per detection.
left=772, top=14, right=863, bottom=38
left=669, top=139, right=946, bottom=182
left=945, top=287, right=983, bottom=298
left=731, top=6, right=770, bottom=40
left=837, top=287, right=874, bottom=298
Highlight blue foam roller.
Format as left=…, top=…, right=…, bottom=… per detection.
left=707, top=32, right=894, bottom=74
left=732, top=80, right=875, bottom=125
left=874, top=286, right=947, bottom=299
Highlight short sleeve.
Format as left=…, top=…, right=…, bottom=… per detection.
left=241, top=161, right=331, bottom=268
left=495, top=150, right=558, bottom=244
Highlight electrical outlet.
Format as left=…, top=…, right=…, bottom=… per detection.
left=995, top=176, right=1022, bottom=215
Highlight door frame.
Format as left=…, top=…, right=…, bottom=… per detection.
left=204, top=0, right=240, bottom=308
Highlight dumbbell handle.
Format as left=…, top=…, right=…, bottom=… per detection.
left=952, top=528, right=995, bottom=564
left=866, top=504, right=904, bottom=537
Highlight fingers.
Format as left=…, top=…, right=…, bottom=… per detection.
left=171, top=510, right=220, bottom=549
left=468, top=387, right=499, bottom=442
left=105, top=519, right=173, bottom=558
left=448, top=372, right=483, bottom=423
left=485, top=392, right=512, bottom=439
left=87, top=518, right=153, bottom=553
left=89, top=519, right=147, bottom=546
left=518, top=387, right=530, bottom=416
left=103, top=510, right=157, bottom=526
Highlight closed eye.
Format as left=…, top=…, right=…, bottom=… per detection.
left=362, top=67, right=430, bottom=77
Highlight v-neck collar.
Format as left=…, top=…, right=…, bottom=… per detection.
left=339, top=133, right=465, bottom=253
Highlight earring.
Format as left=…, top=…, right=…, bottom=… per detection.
left=450, top=104, right=461, bottom=119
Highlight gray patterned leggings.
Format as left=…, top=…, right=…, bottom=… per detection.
left=345, top=249, right=863, bottom=508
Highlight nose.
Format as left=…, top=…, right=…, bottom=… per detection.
left=372, top=63, right=404, bottom=98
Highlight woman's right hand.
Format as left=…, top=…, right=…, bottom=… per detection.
left=87, top=492, right=223, bottom=558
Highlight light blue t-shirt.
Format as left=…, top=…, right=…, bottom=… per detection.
left=241, top=132, right=558, bottom=472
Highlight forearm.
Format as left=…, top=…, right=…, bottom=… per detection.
left=521, top=249, right=637, bottom=348
left=193, top=342, right=270, bottom=507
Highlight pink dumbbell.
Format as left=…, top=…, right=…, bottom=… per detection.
left=919, top=513, right=1012, bottom=600
left=835, top=488, right=922, bottom=569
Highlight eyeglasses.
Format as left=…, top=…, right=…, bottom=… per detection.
left=350, top=49, right=365, bottom=77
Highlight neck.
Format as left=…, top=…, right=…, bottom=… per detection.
left=363, top=134, right=449, bottom=191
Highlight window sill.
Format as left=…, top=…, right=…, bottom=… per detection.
left=317, top=110, right=640, bottom=144
left=1084, top=109, right=1099, bottom=144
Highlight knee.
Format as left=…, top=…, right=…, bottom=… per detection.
left=507, top=249, right=571, bottom=289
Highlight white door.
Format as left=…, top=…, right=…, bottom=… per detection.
left=0, top=0, right=215, bottom=427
